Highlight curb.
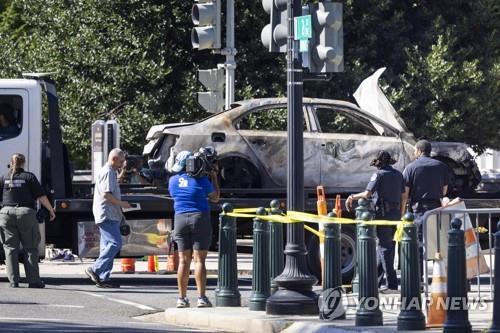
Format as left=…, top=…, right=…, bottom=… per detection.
left=164, top=307, right=294, bottom=333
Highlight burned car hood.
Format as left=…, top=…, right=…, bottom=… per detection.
left=353, top=67, right=414, bottom=142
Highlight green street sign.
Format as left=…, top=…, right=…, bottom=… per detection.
left=294, top=15, right=312, bottom=40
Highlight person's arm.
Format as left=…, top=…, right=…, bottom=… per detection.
left=401, top=187, right=410, bottom=216
left=345, top=190, right=371, bottom=211
left=208, top=171, right=220, bottom=203
left=37, top=195, right=56, bottom=221
left=103, top=192, right=131, bottom=208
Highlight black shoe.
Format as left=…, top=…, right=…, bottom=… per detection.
left=96, top=281, right=120, bottom=288
left=85, top=267, right=101, bottom=284
left=28, top=281, right=45, bottom=289
left=9, top=283, right=19, bottom=288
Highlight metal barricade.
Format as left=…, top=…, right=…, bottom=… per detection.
left=421, top=206, right=500, bottom=304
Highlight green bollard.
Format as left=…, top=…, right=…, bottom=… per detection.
left=443, top=218, right=472, bottom=333
left=355, top=208, right=383, bottom=326
left=352, top=198, right=370, bottom=294
left=249, top=207, right=270, bottom=311
left=269, top=200, right=284, bottom=295
left=397, top=212, right=426, bottom=330
left=215, top=203, right=241, bottom=307
left=319, top=212, right=346, bottom=320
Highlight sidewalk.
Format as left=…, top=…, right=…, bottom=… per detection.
left=35, top=252, right=253, bottom=276
left=162, top=292, right=493, bottom=333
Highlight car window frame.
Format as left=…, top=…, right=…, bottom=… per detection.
left=233, top=103, right=311, bottom=132
left=311, top=103, right=401, bottom=138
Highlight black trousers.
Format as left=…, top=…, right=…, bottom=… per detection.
left=377, top=225, right=398, bottom=289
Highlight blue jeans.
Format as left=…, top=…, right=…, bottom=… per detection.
left=93, top=219, right=122, bottom=282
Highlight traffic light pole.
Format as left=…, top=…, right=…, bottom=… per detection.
left=266, top=0, right=319, bottom=315
left=221, top=0, right=236, bottom=109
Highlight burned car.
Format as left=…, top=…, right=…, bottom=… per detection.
left=143, top=69, right=481, bottom=282
left=144, top=99, right=480, bottom=195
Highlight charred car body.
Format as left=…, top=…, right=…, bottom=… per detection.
left=144, top=98, right=480, bottom=195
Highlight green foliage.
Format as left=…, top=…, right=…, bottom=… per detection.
left=0, top=0, right=498, bottom=166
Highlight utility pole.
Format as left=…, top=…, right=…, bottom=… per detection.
left=266, top=0, right=319, bottom=315
left=221, top=0, right=236, bottom=109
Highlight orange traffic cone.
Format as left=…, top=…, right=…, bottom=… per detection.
left=121, top=258, right=136, bottom=274
left=316, top=186, right=328, bottom=286
left=334, top=194, right=342, bottom=218
left=427, top=252, right=447, bottom=328
left=166, top=251, right=179, bottom=272
left=147, top=255, right=157, bottom=273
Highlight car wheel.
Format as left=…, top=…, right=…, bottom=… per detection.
left=218, top=157, right=260, bottom=188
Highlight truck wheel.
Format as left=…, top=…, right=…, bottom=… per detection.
left=305, top=225, right=357, bottom=285
left=340, top=226, right=356, bottom=284
left=218, top=157, right=260, bottom=188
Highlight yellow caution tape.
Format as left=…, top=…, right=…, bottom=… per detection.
left=304, top=225, right=323, bottom=238
left=224, top=207, right=413, bottom=242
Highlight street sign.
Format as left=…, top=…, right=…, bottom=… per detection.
left=294, top=15, right=311, bottom=40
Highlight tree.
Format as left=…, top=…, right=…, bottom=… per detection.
left=0, top=0, right=498, bottom=166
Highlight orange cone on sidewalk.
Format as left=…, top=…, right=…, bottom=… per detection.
left=427, top=252, right=447, bottom=328
left=121, top=258, right=136, bottom=273
left=166, top=251, right=179, bottom=272
left=147, top=255, right=157, bottom=273
left=316, top=186, right=328, bottom=286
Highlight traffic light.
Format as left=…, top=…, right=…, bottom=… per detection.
left=306, top=2, right=343, bottom=73
left=197, top=68, right=225, bottom=113
left=260, top=0, right=288, bottom=53
left=191, top=0, right=221, bottom=50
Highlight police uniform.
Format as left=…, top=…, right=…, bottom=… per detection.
left=366, top=165, right=405, bottom=290
left=0, top=168, right=45, bottom=286
left=402, top=156, right=449, bottom=277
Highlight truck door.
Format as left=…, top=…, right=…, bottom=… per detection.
left=0, top=90, right=30, bottom=177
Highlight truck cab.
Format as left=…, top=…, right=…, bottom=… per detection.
left=0, top=79, right=43, bottom=180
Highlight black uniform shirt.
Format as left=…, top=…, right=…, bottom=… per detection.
left=366, top=166, right=405, bottom=205
left=402, top=156, right=449, bottom=203
left=0, top=168, right=44, bottom=209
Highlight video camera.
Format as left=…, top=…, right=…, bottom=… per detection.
left=186, top=146, right=218, bottom=177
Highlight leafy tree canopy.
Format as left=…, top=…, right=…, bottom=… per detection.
left=0, top=0, right=498, bottom=167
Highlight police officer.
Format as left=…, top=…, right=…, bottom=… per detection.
left=401, top=140, right=449, bottom=277
left=346, top=150, right=405, bottom=293
left=0, top=153, right=56, bottom=288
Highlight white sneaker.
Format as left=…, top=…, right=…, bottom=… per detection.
left=176, top=297, right=190, bottom=308
left=197, top=296, right=213, bottom=308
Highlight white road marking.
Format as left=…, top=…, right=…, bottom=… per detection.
left=0, top=317, right=68, bottom=322
left=78, top=291, right=156, bottom=311
left=46, top=304, right=84, bottom=308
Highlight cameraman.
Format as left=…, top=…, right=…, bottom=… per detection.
left=168, top=150, right=220, bottom=308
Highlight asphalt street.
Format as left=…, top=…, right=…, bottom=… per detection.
left=0, top=272, right=252, bottom=333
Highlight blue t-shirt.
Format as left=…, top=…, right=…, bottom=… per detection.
left=168, top=172, right=215, bottom=213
